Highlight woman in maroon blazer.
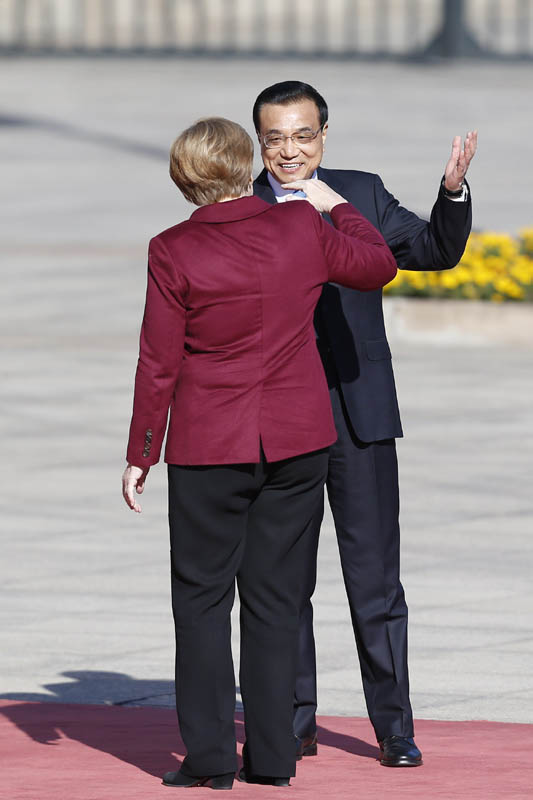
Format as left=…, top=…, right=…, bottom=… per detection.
left=122, top=118, right=396, bottom=789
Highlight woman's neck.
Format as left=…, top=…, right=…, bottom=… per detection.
left=217, top=191, right=251, bottom=203
left=217, top=184, right=253, bottom=204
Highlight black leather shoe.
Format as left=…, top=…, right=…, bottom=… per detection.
left=379, top=736, right=423, bottom=767
left=237, top=768, right=290, bottom=787
left=295, top=733, right=318, bottom=761
left=162, top=770, right=234, bottom=789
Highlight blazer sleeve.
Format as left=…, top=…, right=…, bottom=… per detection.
left=126, top=235, right=187, bottom=467
left=374, top=176, right=472, bottom=271
left=310, top=202, right=397, bottom=290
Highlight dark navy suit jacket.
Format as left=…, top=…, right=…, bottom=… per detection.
left=254, top=167, right=472, bottom=442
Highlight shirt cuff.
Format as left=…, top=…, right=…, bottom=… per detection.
left=441, top=177, right=469, bottom=203
left=447, top=184, right=469, bottom=203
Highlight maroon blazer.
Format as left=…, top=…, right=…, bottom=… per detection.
left=126, top=196, right=396, bottom=466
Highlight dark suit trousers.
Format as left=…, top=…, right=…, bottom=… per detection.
left=168, top=448, right=328, bottom=778
left=293, top=380, right=414, bottom=743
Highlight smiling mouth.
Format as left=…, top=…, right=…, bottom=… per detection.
left=278, top=162, right=304, bottom=171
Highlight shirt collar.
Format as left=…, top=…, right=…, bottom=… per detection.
left=267, top=170, right=318, bottom=197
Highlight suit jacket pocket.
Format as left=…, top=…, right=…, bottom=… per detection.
left=365, top=337, right=392, bottom=361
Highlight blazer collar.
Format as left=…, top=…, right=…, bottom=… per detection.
left=317, top=165, right=339, bottom=188
left=190, top=195, right=271, bottom=224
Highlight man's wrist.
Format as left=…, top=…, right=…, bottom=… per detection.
left=442, top=176, right=465, bottom=198
left=441, top=177, right=469, bottom=203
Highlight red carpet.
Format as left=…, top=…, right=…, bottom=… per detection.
left=1, top=701, right=532, bottom=799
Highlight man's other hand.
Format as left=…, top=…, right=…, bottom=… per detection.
left=444, top=131, right=478, bottom=192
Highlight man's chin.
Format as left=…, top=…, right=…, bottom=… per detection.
left=274, top=169, right=306, bottom=184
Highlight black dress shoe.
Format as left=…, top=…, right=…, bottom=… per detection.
left=295, top=733, right=318, bottom=761
left=162, top=770, right=234, bottom=789
left=379, top=736, right=423, bottom=767
left=237, top=768, right=290, bottom=787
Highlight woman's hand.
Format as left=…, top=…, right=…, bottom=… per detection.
left=281, top=179, right=348, bottom=213
left=122, top=464, right=150, bottom=513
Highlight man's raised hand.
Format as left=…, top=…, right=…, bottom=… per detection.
left=444, top=131, right=478, bottom=192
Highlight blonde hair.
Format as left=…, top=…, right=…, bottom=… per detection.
left=169, top=117, right=254, bottom=206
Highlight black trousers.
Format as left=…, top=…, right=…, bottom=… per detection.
left=168, top=447, right=329, bottom=778
left=293, top=384, right=414, bottom=742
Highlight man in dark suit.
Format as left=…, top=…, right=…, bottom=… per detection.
left=252, top=81, right=476, bottom=767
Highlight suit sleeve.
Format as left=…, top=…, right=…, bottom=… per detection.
left=374, top=176, right=472, bottom=271
left=126, top=236, right=187, bottom=467
left=310, top=202, right=397, bottom=290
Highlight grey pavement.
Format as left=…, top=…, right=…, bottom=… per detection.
left=1, top=58, right=533, bottom=725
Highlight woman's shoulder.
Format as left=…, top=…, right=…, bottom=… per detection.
left=148, top=218, right=199, bottom=254
left=152, top=217, right=196, bottom=243
left=144, top=220, right=199, bottom=275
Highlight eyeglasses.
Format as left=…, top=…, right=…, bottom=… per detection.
left=262, top=127, right=324, bottom=150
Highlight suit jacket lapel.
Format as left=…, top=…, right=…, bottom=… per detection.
left=253, top=169, right=277, bottom=205
left=317, top=166, right=343, bottom=192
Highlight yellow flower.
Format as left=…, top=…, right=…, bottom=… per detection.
left=440, top=272, right=460, bottom=290
left=471, top=272, right=487, bottom=287
left=407, top=272, right=427, bottom=290
left=494, top=277, right=524, bottom=299
left=454, top=266, right=472, bottom=283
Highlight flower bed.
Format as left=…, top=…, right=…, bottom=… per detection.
left=384, top=229, right=533, bottom=302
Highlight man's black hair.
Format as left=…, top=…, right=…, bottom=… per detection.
left=252, top=81, right=328, bottom=132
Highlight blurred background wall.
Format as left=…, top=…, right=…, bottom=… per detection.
left=1, top=0, right=533, bottom=57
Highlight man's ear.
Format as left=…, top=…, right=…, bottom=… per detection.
left=321, top=122, right=329, bottom=144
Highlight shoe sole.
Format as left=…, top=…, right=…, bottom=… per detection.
left=162, top=777, right=234, bottom=790
left=380, top=759, right=423, bottom=768
left=237, top=774, right=290, bottom=787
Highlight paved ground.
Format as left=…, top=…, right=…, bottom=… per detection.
left=1, top=58, right=532, bottom=725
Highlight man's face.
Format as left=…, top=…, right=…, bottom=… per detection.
left=257, top=99, right=328, bottom=185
